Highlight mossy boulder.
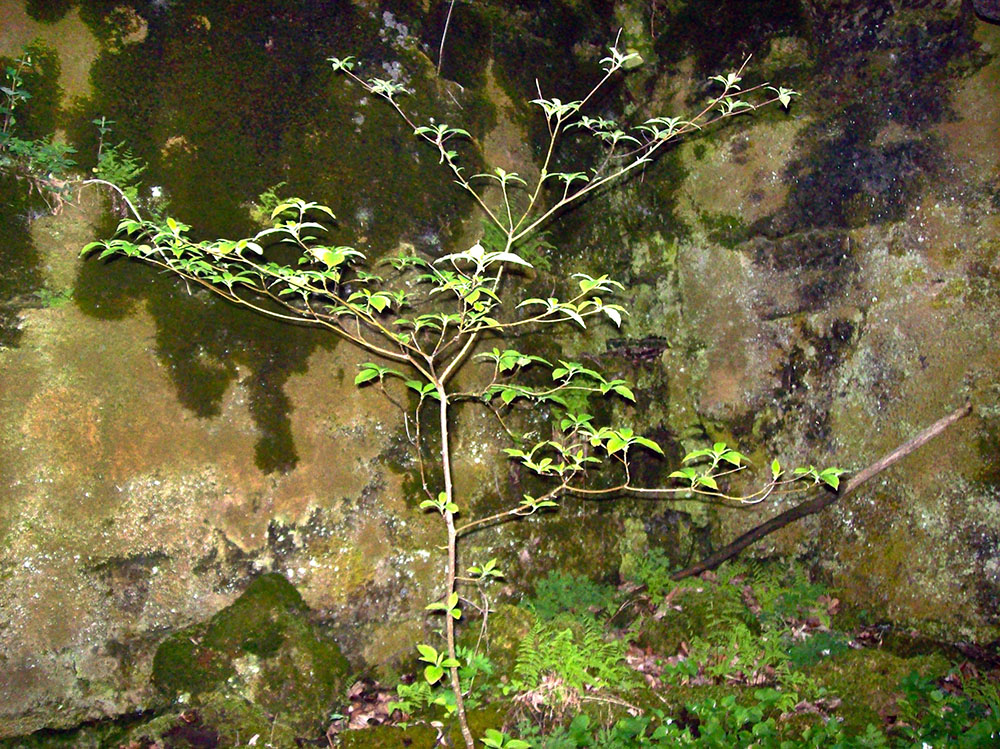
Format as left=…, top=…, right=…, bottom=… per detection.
left=806, top=647, right=951, bottom=734
left=336, top=722, right=439, bottom=748
left=150, top=573, right=350, bottom=737
left=121, top=692, right=299, bottom=749
left=635, top=578, right=759, bottom=656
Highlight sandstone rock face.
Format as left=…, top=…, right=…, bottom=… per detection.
left=596, top=0, right=1000, bottom=641
left=0, top=239, right=433, bottom=735
left=1, top=0, right=999, bottom=738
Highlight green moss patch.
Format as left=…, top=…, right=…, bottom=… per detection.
left=806, top=647, right=952, bottom=733
left=151, top=573, right=350, bottom=737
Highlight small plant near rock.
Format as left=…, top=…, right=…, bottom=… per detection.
left=91, top=115, right=146, bottom=207
left=525, top=570, right=619, bottom=622
left=1, top=50, right=77, bottom=209
left=30, top=286, right=73, bottom=309
left=504, top=564, right=1000, bottom=747
left=78, top=37, right=838, bottom=746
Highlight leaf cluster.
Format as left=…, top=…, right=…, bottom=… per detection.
left=524, top=571, right=619, bottom=622
left=388, top=645, right=498, bottom=718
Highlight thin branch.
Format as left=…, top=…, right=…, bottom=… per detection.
left=81, top=178, right=142, bottom=221
left=437, top=0, right=457, bottom=77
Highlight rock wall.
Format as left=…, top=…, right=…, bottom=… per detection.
left=593, top=0, right=1000, bottom=639
left=0, top=0, right=998, bottom=737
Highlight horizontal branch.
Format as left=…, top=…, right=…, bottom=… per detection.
left=671, top=401, right=973, bottom=581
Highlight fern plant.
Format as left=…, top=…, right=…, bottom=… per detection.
left=91, top=116, right=145, bottom=208
left=511, top=616, right=636, bottom=695
left=526, top=571, right=619, bottom=622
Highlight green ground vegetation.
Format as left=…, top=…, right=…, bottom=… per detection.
left=334, top=557, right=998, bottom=748
left=3, top=554, right=996, bottom=747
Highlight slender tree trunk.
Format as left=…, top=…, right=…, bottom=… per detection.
left=438, top=385, right=474, bottom=748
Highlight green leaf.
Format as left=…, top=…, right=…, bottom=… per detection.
left=424, top=665, right=444, bottom=685
left=768, top=85, right=799, bottom=109
left=720, top=450, right=747, bottom=467
left=517, top=296, right=550, bottom=309
left=696, top=475, right=719, bottom=491
left=562, top=306, right=586, bottom=327
left=771, top=459, right=782, bottom=479
left=682, top=449, right=711, bottom=463
left=819, top=467, right=844, bottom=490
left=80, top=240, right=106, bottom=257
left=551, top=171, right=589, bottom=186
left=487, top=251, right=533, bottom=267
left=606, top=436, right=628, bottom=454
left=600, top=45, right=641, bottom=73
left=634, top=436, right=664, bottom=454
left=416, top=643, right=438, bottom=662
left=612, top=384, right=635, bottom=401
left=354, top=367, right=380, bottom=385
left=482, top=729, right=504, bottom=748
left=269, top=200, right=300, bottom=220
left=368, top=77, right=409, bottom=99
left=327, top=56, right=356, bottom=72
left=368, top=293, right=388, bottom=312
left=710, top=71, right=743, bottom=90
left=670, top=467, right=698, bottom=483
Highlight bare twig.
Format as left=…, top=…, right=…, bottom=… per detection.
left=437, top=0, right=457, bottom=77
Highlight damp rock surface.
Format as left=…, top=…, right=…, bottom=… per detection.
left=1, top=0, right=999, bottom=740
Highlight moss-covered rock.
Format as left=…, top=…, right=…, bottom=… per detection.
left=150, top=573, right=350, bottom=737
left=806, top=647, right=951, bottom=734
left=337, top=722, right=439, bottom=748
left=122, top=692, right=299, bottom=749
